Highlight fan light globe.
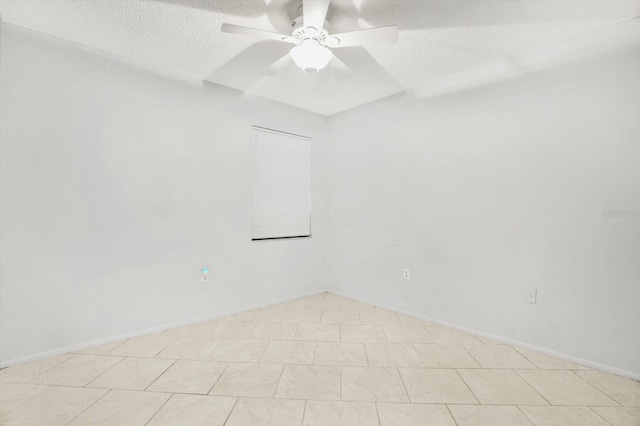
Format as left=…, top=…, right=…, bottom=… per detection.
left=290, top=42, right=333, bottom=74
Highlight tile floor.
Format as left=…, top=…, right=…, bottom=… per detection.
left=1, top=292, right=639, bottom=425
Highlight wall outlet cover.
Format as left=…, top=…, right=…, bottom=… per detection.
left=526, top=288, right=537, bottom=304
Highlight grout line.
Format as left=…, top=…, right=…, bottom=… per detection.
left=453, top=369, right=481, bottom=405
left=222, top=397, right=240, bottom=426
left=301, top=399, right=308, bottom=425
left=588, top=406, right=614, bottom=426
left=143, top=392, right=173, bottom=426
left=374, top=401, right=382, bottom=425
left=445, top=404, right=460, bottom=426
left=395, top=367, right=411, bottom=402
left=82, top=356, right=127, bottom=388
left=205, top=362, right=231, bottom=395
left=568, top=370, right=623, bottom=407
left=142, top=359, right=177, bottom=391
left=63, top=388, right=112, bottom=426
left=512, top=369, right=553, bottom=406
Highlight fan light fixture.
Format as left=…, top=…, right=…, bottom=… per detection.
left=290, top=41, right=333, bottom=74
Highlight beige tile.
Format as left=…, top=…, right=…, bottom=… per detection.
left=155, top=337, right=221, bottom=360
left=210, top=363, right=283, bottom=398
left=448, top=405, right=534, bottom=426
left=591, top=407, right=640, bottom=426
left=303, top=400, right=378, bottom=426
left=0, top=386, right=108, bottom=426
left=575, top=370, right=640, bottom=406
left=68, top=389, right=170, bottom=426
left=315, top=342, right=368, bottom=366
left=225, top=397, right=305, bottom=426
left=414, top=344, right=480, bottom=368
left=457, top=369, right=548, bottom=405
left=281, top=309, right=322, bottom=324
left=0, top=383, right=49, bottom=417
left=514, top=347, right=589, bottom=370
left=339, top=300, right=377, bottom=312
left=359, top=310, right=401, bottom=325
left=426, top=327, right=482, bottom=344
left=207, top=339, right=268, bottom=362
left=322, top=310, right=360, bottom=325
left=275, top=365, right=341, bottom=400
left=366, top=343, right=423, bottom=367
left=377, top=403, right=456, bottom=426
left=464, top=344, right=537, bottom=369
left=342, top=367, right=409, bottom=402
left=260, top=341, right=316, bottom=364
left=86, top=357, right=174, bottom=390
left=0, top=354, right=75, bottom=383
left=519, top=406, right=610, bottom=426
left=396, top=314, right=437, bottom=328
left=162, top=321, right=217, bottom=337
left=383, top=325, right=434, bottom=343
left=241, top=309, right=284, bottom=323
left=517, top=370, right=618, bottom=406
left=147, top=394, right=237, bottom=426
left=399, top=368, right=477, bottom=404
left=207, top=321, right=256, bottom=339
left=324, top=293, right=351, bottom=304
left=72, top=341, right=125, bottom=355
left=269, top=299, right=308, bottom=311
left=295, top=324, right=340, bottom=342
left=147, top=360, right=227, bottom=394
left=107, top=335, right=176, bottom=358
left=341, top=325, right=387, bottom=342
left=29, top=354, right=123, bottom=387
left=306, top=298, right=342, bottom=310
left=215, top=313, right=246, bottom=323
left=249, top=323, right=298, bottom=340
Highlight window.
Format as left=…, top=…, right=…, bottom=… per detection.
left=251, top=126, right=311, bottom=240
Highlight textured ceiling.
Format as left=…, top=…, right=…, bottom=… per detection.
left=1, top=0, right=639, bottom=115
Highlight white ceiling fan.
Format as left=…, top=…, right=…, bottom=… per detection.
left=221, top=0, right=399, bottom=80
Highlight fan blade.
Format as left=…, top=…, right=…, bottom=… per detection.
left=329, top=25, right=399, bottom=48
left=221, top=23, right=295, bottom=43
left=262, top=54, right=294, bottom=76
left=303, top=0, right=331, bottom=30
left=329, top=55, right=354, bottom=81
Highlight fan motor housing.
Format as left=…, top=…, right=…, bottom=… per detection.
left=290, top=15, right=332, bottom=44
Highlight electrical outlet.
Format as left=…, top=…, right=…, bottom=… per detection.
left=403, top=269, right=410, bottom=280
left=201, top=266, right=210, bottom=283
left=526, top=288, right=537, bottom=304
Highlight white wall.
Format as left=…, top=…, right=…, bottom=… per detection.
left=0, top=24, right=329, bottom=364
left=326, top=29, right=640, bottom=376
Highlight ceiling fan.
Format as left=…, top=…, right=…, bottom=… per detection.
left=221, top=0, right=399, bottom=79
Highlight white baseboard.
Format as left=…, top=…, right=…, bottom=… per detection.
left=0, top=288, right=329, bottom=369
left=326, top=289, right=640, bottom=381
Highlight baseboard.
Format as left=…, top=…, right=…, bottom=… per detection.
left=0, top=288, right=329, bottom=369
left=326, top=289, right=640, bottom=381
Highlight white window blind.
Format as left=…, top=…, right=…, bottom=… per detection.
left=251, top=126, right=311, bottom=240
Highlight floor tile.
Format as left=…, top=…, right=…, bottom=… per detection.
left=306, top=298, right=342, bottom=311
left=303, top=400, right=378, bottom=426
left=366, top=343, right=423, bottom=367
left=519, top=406, right=610, bottom=426
left=414, top=344, right=480, bottom=368
left=457, top=369, right=548, bottom=405
left=260, top=341, right=316, bottom=364
left=155, top=337, right=221, bottom=360
left=241, top=308, right=284, bottom=323
left=399, top=368, right=477, bottom=404
left=464, top=344, right=537, bottom=369
left=315, top=342, right=368, bottom=366
left=225, top=397, right=305, bottom=426
left=448, top=405, right=533, bottom=426
left=207, top=321, right=256, bottom=339
left=281, top=309, right=322, bottom=324
left=146, top=394, right=237, bottom=426
left=72, top=341, right=125, bottom=355
left=426, top=327, right=482, bottom=344
left=591, top=407, right=640, bottom=426
left=295, top=324, right=340, bottom=341
left=342, top=367, right=409, bottom=402
left=383, top=325, right=434, bottom=343
left=341, top=325, right=387, bottom=342
left=210, top=363, right=283, bottom=398
left=0, top=386, right=108, bottom=426
left=359, top=310, right=401, bottom=325
left=106, top=335, right=176, bottom=358
left=275, top=365, right=341, bottom=400
left=207, top=339, right=268, bottom=362
left=575, top=370, right=640, bottom=406
left=322, top=310, right=360, bottom=325
left=516, top=370, right=619, bottom=406
left=339, top=301, right=377, bottom=312
left=249, top=323, right=298, bottom=340
left=377, top=403, right=456, bottom=426
left=29, top=354, right=123, bottom=387
left=67, top=389, right=170, bottom=426
left=269, top=299, right=308, bottom=311
left=514, top=347, right=589, bottom=370
left=0, top=354, right=75, bottom=383
left=86, top=357, right=174, bottom=390
left=396, top=314, right=436, bottom=328
left=147, top=360, right=227, bottom=394
left=0, top=383, right=49, bottom=417
left=162, top=321, right=216, bottom=337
